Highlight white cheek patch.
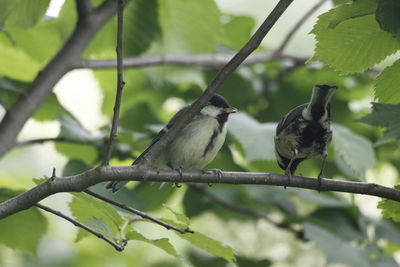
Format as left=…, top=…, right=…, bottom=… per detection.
left=200, top=105, right=221, bottom=118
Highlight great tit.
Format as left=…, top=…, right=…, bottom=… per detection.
left=274, top=84, right=338, bottom=188
left=106, top=94, right=237, bottom=192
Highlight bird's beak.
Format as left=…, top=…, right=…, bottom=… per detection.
left=223, top=107, right=238, bottom=114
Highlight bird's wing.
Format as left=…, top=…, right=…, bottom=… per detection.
left=132, top=106, right=190, bottom=165
left=276, top=103, right=308, bottom=135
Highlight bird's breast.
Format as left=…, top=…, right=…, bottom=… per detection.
left=164, top=116, right=227, bottom=170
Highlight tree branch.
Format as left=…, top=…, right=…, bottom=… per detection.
left=77, top=51, right=308, bottom=69
left=102, top=0, right=125, bottom=166
left=137, top=0, right=295, bottom=167
left=75, top=0, right=93, bottom=19
left=16, top=137, right=92, bottom=147
left=35, top=203, right=124, bottom=251
left=0, top=0, right=119, bottom=158
left=84, top=189, right=193, bottom=234
left=188, top=184, right=305, bottom=241
left=276, top=0, right=327, bottom=53
left=1, top=166, right=399, bottom=220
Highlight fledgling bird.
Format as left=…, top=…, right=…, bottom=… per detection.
left=274, top=84, right=338, bottom=188
left=106, top=94, right=237, bottom=192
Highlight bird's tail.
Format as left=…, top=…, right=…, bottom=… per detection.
left=303, top=85, right=338, bottom=120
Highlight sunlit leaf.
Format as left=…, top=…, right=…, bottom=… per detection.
left=33, top=93, right=71, bottom=121
left=374, top=59, right=400, bottom=104
left=0, top=41, right=40, bottom=81
left=69, top=193, right=124, bottom=239
left=378, top=187, right=400, bottom=223
left=312, top=0, right=377, bottom=33
left=176, top=228, right=236, bottom=262
left=5, top=0, right=50, bottom=29
left=126, top=230, right=178, bottom=257
left=313, top=15, right=400, bottom=74
left=163, top=204, right=190, bottom=226
left=0, top=188, right=48, bottom=252
left=158, top=0, right=223, bottom=53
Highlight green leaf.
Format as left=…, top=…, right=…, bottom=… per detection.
left=124, top=0, right=161, bottom=56
left=376, top=0, right=400, bottom=39
left=55, top=142, right=97, bottom=165
left=163, top=204, right=190, bottom=226
left=176, top=228, right=236, bottom=262
left=332, top=124, right=376, bottom=180
left=378, top=186, right=400, bottom=223
left=304, top=223, right=370, bottom=266
left=32, top=177, right=48, bottom=185
left=0, top=0, right=18, bottom=28
left=0, top=77, right=27, bottom=108
left=0, top=41, right=40, bottom=81
left=228, top=112, right=276, bottom=162
left=221, top=16, right=255, bottom=50
left=374, top=59, right=400, bottom=104
left=133, top=182, right=176, bottom=211
left=69, top=193, right=124, bottom=239
left=33, top=93, right=70, bottom=121
left=58, top=115, right=99, bottom=142
left=126, top=230, right=178, bottom=257
left=0, top=188, right=48, bottom=252
left=358, top=102, right=400, bottom=145
left=312, top=0, right=377, bottom=33
left=313, top=15, right=400, bottom=74
left=120, top=102, right=160, bottom=132
left=9, top=20, right=62, bottom=64
left=63, top=160, right=90, bottom=176
left=5, top=0, right=50, bottom=29
left=158, top=0, right=223, bottom=53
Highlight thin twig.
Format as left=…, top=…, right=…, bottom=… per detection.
left=35, top=203, right=124, bottom=251
left=276, top=0, right=327, bottom=53
left=189, top=184, right=305, bottom=240
left=102, top=0, right=126, bottom=166
left=78, top=51, right=308, bottom=69
left=138, top=0, right=295, bottom=166
left=16, top=137, right=91, bottom=147
left=2, top=166, right=400, bottom=220
left=84, top=189, right=193, bottom=234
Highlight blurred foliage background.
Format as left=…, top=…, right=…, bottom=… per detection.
left=1, top=0, right=400, bottom=266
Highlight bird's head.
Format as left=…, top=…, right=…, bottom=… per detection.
left=200, top=94, right=237, bottom=118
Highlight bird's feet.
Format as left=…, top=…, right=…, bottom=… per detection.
left=173, top=167, right=183, bottom=188
left=202, top=169, right=222, bottom=187
left=284, top=170, right=292, bottom=189
left=317, top=172, right=324, bottom=192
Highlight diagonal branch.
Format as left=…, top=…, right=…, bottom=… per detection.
left=102, top=0, right=126, bottom=166
left=0, top=0, right=119, bottom=158
left=138, top=0, right=295, bottom=167
left=1, top=166, right=399, bottom=220
left=35, top=203, right=124, bottom=251
left=84, top=189, right=193, bottom=234
left=188, top=184, right=305, bottom=240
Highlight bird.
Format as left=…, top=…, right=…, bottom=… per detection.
left=106, top=94, right=237, bottom=192
left=274, top=84, right=338, bottom=189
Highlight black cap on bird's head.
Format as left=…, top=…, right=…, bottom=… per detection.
left=208, top=94, right=237, bottom=114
